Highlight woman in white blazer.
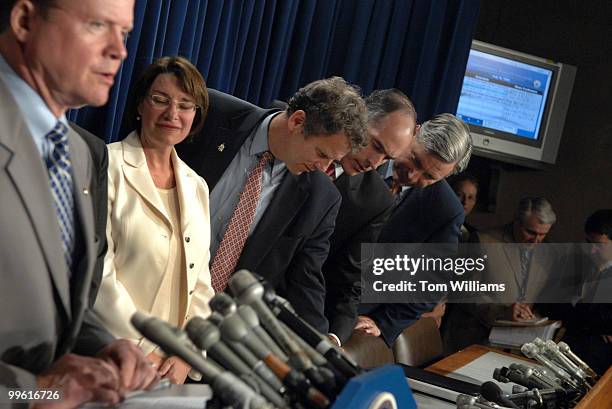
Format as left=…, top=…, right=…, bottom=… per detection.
left=94, top=57, right=213, bottom=384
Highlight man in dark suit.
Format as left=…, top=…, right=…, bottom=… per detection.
left=177, top=77, right=368, bottom=332
left=540, top=209, right=612, bottom=375
left=356, top=113, right=472, bottom=346
left=0, top=1, right=156, bottom=406
left=322, top=89, right=418, bottom=345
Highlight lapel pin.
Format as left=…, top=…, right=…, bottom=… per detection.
left=217, top=143, right=225, bottom=152
left=82, top=188, right=89, bottom=195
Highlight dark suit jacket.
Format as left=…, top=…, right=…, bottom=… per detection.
left=359, top=179, right=464, bottom=346
left=538, top=266, right=612, bottom=374
left=70, top=122, right=108, bottom=308
left=177, top=90, right=341, bottom=332
left=323, top=170, right=394, bottom=342
left=0, top=79, right=114, bottom=391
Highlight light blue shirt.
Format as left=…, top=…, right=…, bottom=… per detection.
left=209, top=112, right=287, bottom=260
left=0, top=54, right=68, bottom=160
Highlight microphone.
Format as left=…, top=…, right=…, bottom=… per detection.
left=521, top=343, right=579, bottom=390
left=508, top=363, right=561, bottom=389
left=207, top=307, right=286, bottom=393
left=212, top=298, right=330, bottom=408
left=278, top=321, right=340, bottom=393
left=210, top=292, right=328, bottom=390
left=260, top=280, right=361, bottom=378
left=130, top=312, right=273, bottom=409
left=493, top=367, right=551, bottom=390
left=543, top=340, right=591, bottom=388
left=456, top=394, right=503, bottom=409
left=185, top=317, right=288, bottom=408
left=480, top=382, right=519, bottom=409
left=557, top=341, right=599, bottom=379
left=228, top=271, right=313, bottom=372
left=238, top=304, right=289, bottom=361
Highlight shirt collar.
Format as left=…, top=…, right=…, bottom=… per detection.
left=0, top=53, right=68, bottom=147
left=250, top=112, right=281, bottom=157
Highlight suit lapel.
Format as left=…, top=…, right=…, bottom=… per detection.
left=238, top=172, right=308, bottom=269
left=0, top=84, right=72, bottom=319
left=66, top=127, right=95, bottom=329
left=121, top=132, right=171, bottom=227
left=173, top=151, right=198, bottom=292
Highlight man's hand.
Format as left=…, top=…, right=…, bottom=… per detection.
left=35, top=353, right=122, bottom=408
left=97, top=339, right=159, bottom=391
left=147, top=351, right=165, bottom=370
left=512, top=303, right=535, bottom=321
left=422, top=303, right=446, bottom=328
left=158, top=356, right=191, bottom=384
left=354, top=315, right=381, bottom=337
left=602, top=335, right=612, bottom=344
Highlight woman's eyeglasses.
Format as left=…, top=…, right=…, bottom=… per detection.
left=147, top=93, right=199, bottom=113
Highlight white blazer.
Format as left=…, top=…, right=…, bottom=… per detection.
left=94, top=131, right=214, bottom=354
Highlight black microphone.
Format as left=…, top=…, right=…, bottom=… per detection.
left=494, top=367, right=551, bottom=390
left=228, top=271, right=313, bottom=372
left=130, top=312, right=273, bottom=409
left=264, top=286, right=361, bottom=379
left=208, top=311, right=286, bottom=393
left=185, top=317, right=288, bottom=408
left=238, top=304, right=289, bottom=361
left=216, top=306, right=330, bottom=408
left=234, top=270, right=361, bottom=379
left=480, top=382, right=519, bottom=409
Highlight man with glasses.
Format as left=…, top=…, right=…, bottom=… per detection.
left=321, top=89, right=418, bottom=345
left=355, top=113, right=472, bottom=346
left=0, top=1, right=157, bottom=407
left=444, top=197, right=558, bottom=352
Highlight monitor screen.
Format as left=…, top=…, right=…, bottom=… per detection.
left=456, top=49, right=554, bottom=142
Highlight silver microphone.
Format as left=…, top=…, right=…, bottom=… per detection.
left=185, top=316, right=288, bottom=408
left=521, top=343, right=579, bottom=390
left=558, top=341, right=599, bottom=379
left=543, top=340, right=591, bottom=388
left=130, top=312, right=273, bottom=409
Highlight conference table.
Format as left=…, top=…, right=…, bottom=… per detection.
left=419, top=344, right=612, bottom=409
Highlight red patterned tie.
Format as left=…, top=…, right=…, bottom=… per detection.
left=210, top=152, right=273, bottom=292
left=325, top=163, right=336, bottom=181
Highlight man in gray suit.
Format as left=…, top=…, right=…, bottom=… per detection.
left=0, top=1, right=156, bottom=407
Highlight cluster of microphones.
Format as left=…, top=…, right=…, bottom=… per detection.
left=456, top=338, right=599, bottom=408
left=131, top=269, right=364, bottom=409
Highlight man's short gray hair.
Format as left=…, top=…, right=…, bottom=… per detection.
left=416, top=113, right=473, bottom=174
left=517, top=197, right=557, bottom=225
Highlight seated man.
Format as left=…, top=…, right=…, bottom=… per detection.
left=323, top=89, right=418, bottom=345
left=356, top=113, right=473, bottom=346
left=443, top=197, right=558, bottom=352
left=177, top=77, right=368, bottom=332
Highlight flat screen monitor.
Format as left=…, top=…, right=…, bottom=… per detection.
left=455, top=40, right=576, bottom=168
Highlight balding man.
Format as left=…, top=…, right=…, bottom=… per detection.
left=356, top=113, right=473, bottom=345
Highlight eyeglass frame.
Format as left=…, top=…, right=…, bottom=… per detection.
left=146, top=93, right=200, bottom=113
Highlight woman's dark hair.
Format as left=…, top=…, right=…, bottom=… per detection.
left=126, top=56, right=208, bottom=137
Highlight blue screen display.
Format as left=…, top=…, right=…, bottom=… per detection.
left=456, top=49, right=554, bottom=140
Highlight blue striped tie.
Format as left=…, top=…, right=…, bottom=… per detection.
left=45, top=122, right=74, bottom=270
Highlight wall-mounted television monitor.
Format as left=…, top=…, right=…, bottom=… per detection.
left=455, top=40, right=576, bottom=168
